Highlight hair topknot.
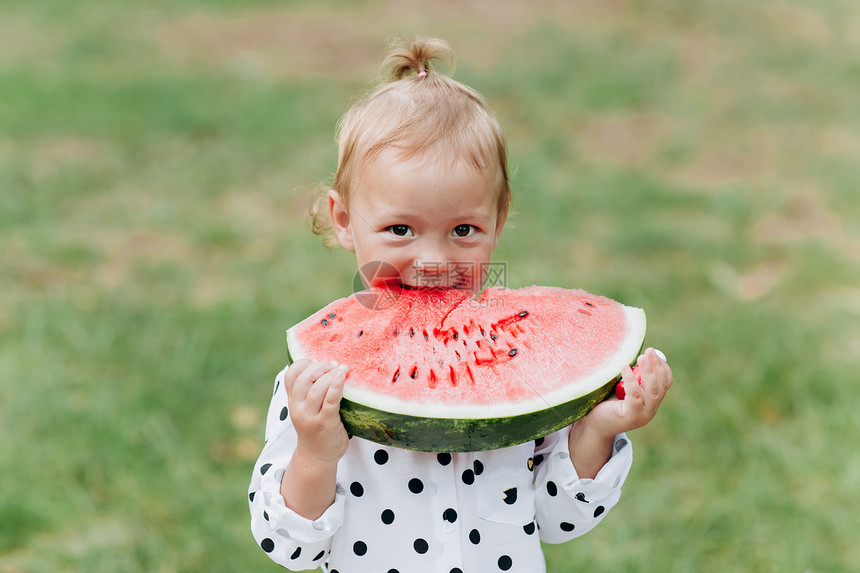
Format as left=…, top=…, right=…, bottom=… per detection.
left=309, top=36, right=511, bottom=247
left=381, top=37, right=456, bottom=81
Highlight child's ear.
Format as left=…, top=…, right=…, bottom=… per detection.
left=328, top=189, right=354, bottom=251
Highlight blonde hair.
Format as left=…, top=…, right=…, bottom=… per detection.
left=309, top=37, right=511, bottom=243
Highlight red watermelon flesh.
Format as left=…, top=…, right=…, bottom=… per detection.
left=286, top=285, right=646, bottom=451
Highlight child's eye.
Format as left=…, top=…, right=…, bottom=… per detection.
left=452, top=224, right=477, bottom=237
left=387, top=225, right=413, bottom=237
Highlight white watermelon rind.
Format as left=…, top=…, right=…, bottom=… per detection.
left=285, top=304, right=646, bottom=453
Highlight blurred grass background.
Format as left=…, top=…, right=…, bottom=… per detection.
left=2, top=0, right=859, bottom=571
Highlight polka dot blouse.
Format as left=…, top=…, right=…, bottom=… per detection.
left=249, top=365, right=633, bottom=572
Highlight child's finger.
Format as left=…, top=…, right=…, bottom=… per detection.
left=292, top=360, right=339, bottom=404
left=323, top=368, right=348, bottom=413
left=305, top=364, right=348, bottom=413
left=621, top=364, right=643, bottom=401
left=283, top=359, right=313, bottom=395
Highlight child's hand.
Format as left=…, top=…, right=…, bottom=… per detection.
left=283, top=359, right=350, bottom=466
left=581, top=348, right=673, bottom=438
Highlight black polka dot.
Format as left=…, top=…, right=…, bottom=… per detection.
left=594, top=505, right=605, bottom=518
left=462, top=469, right=475, bottom=485
left=261, top=538, right=274, bottom=553
left=546, top=480, right=558, bottom=497
left=353, top=540, right=367, bottom=556
left=451, top=569, right=463, bottom=573
left=260, top=463, right=272, bottom=475
left=469, top=528, right=481, bottom=544
left=498, top=555, right=513, bottom=570
left=575, top=492, right=588, bottom=502
left=560, top=521, right=575, bottom=532
left=413, top=538, right=429, bottom=554
left=249, top=492, right=255, bottom=502
left=534, top=454, right=545, bottom=466
left=437, top=452, right=452, bottom=465
left=503, top=487, right=518, bottom=504
left=387, top=570, right=400, bottom=573
left=290, top=547, right=301, bottom=559
left=473, top=459, right=484, bottom=475
left=374, top=449, right=389, bottom=465
left=350, top=481, right=364, bottom=497
left=313, top=550, right=325, bottom=561
left=279, top=406, right=288, bottom=421
left=523, top=521, right=536, bottom=535
left=443, top=507, right=458, bottom=523
left=527, top=457, right=534, bottom=471
left=381, top=508, right=395, bottom=525
left=535, top=437, right=545, bottom=447
left=263, top=511, right=269, bottom=521
left=408, top=478, right=424, bottom=494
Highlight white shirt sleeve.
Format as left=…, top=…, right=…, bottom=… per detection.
left=533, top=426, right=633, bottom=543
left=248, top=366, right=346, bottom=570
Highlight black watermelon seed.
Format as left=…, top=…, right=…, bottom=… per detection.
left=585, top=301, right=594, bottom=307
left=452, top=330, right=459, bottom=340
left=320, top=319, right=329, bottom=326
left=508, top=348, right=518, bottom=357
left=328, top=313, right=336, bottom=319
left=358, top=330, right=363, bottom=337
left=394, top=328, right=399, bottom=336
left=410, top=366, right=418, bottom=379
left=490, top=333, right=498, bottom=341
left=392, top=368, right=400, bottom=383
left=410, top=328, right=415, bottom=337
left=518, top=310, right=528, bottom=317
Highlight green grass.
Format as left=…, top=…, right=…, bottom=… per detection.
left=2, top=0, right=859, bottom=571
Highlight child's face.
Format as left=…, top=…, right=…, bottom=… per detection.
left=329, top=149, right=506, bottom=292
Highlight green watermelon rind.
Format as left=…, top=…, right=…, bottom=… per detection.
left=337, top=372, right=624, bottom=452
left=284, top=341, right=644, bottom=454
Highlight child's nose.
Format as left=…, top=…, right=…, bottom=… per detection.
left=415, top=240, right=450, bottom=271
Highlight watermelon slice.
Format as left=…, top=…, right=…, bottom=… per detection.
left=286, top=286, right=646, bottom=452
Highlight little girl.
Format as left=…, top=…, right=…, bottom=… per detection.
left=249, top=38, right=672, bottom=573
